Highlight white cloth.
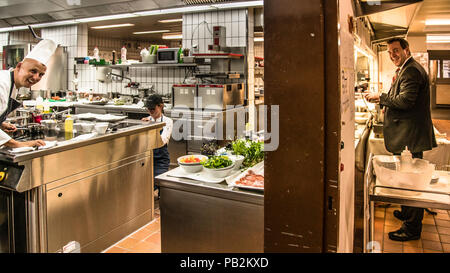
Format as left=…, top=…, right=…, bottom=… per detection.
left=25, top=39, right=57, bottom=65
left=148, top=114, right=173, bottom=146
left=0, top=69, right=17, bottom=146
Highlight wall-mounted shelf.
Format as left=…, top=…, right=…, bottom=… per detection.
left=92, top=63, right=198, bottom=70
left=193, top=53, right=244, bottom=59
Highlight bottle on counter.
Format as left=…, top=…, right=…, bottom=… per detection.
left=93, top=46, right=100, bottom=62
left=36, top=96, right=44, bottom=112
left=64, top=115, right=73, bottom=133
left=178, top=47, right=183, bottom=63
left=43, top=99, right=50, bottom=113
left=121, top=46, right=127, bottom=63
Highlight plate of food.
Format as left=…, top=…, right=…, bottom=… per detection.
left=226, top=161, right=264, bottom=191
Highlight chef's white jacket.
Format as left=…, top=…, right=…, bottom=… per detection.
left=148, top=114, right=173, bottom=146
left=0, top=69, right=18, bottom=146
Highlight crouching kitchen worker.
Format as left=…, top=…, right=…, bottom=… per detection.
left=0, top=39, right=57, bottom=148
left=142, top=94, right=173, bottom=199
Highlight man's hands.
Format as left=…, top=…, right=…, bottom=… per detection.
left=141, top=116, right=150, bottom=122
left=2, top=122, right=17, bottom=133
left=363, top=92, right=380, bottom=103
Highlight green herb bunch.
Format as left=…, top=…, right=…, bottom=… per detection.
left=231, top=139, right=264, bottom=168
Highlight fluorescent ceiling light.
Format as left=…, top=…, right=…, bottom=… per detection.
left=425, top=19, right=450, bottom=26
left=158, top=18, right=183, bottom=23
left=254, top=37, right=264, bottom=42
left=426, top=35, right=450, bottom=43
left=162, top=33, right=182, bottom=40
left=211, top=0, right=263, bottom=9
left=77, top=13, right=137, bottom=23
left=91, top=23, right=135, bottom=29
left=133, top=30, right=170, bottom=35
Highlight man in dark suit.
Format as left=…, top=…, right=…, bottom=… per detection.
left=364, top=37, right=437, bottom=241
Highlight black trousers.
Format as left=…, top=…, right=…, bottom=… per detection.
left=395, top=151, right=425, bottom=235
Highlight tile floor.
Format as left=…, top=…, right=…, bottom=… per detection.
left=102, top=201, right=161, bottom=253
left=373, top=203, right=450, bottom=253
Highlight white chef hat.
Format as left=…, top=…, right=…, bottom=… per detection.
left=24, top=39, right=57, bottom=65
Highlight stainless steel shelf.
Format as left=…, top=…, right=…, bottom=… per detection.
left=95, top=63, right=197, bottom=69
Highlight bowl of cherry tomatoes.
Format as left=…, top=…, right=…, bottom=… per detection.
left=177, top=155, right=208, bottom=173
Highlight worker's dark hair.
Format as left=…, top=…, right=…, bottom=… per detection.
left=387, top=37, right=409, bottom=49
left=144, top=94, right=163, bottom=110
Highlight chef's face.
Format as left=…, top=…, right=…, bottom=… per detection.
left=16, top=59, right=47, bottom=88
left=148, top=104, right=163, bottom=119
left=388, top=41, right=410, bottom=67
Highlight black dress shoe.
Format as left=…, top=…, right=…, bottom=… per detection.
left=393, top=210, right=406, bottom=221
left=388, top=228, right=420, bottom=242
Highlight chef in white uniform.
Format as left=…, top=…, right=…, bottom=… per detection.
left=0, top=39, right=57, bottom=148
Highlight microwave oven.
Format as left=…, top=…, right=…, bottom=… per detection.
left=157, top=48, right=179, bottom=64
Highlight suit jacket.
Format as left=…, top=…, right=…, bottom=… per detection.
left=380, top=57, right=437, bottom=154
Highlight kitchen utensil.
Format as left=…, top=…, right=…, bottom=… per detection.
left=94, top=122, right=109, bottom=135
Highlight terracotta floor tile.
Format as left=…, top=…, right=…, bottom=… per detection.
left=145, top=231, right=161, bottom=245
left=422, top=217, right=436, bottom=225
left=375, top=210, right=385, bottom=219
left=437, top=226, right=450, bottom=235
left=104, top=246, right=128, bottom=253
left=383, top=242, right=403, bottom=253
left=128, top=240, right=160, bottom=253
left=439, top=234, right=450, bottom=244
left=422, top=224, right=438, bottom=233
left=130, top=226, right=153, bottom=241
left=403, top=239, right=422, bottom=248
left=116, top=237, right=141, bottom=250
left=385, top=218, right=402, bottom=227
left=422, top=240, right=443, bottom=251
left=384, top=225, right=402, bottom=234
left=421, top=231, right=441, bottom=242
left=435, top=219, right=450, bottom=228
left=423, top=249, right=443, bottom=253
left=442, top=243, right=450, bottom=253
left=403, top=246, right=423, bottom=253
left=435, top=213, right=450, bottom=221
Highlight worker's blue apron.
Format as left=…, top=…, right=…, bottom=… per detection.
left=153, top=116, right=170, bottom=179
left=0, top=71, right=22, bottom=123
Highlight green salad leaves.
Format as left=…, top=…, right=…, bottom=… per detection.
left=202, top=155, right=233, bottom=169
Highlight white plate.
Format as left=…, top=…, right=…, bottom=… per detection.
left=167, top=167, right=240, bottom=184
left=226, top=161, right=264, bottom=190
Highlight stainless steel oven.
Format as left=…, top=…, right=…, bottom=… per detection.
left=3, top=44, right=34, bottom=70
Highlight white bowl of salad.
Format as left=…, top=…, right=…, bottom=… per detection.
left=202, top=155, right=235, bottom=178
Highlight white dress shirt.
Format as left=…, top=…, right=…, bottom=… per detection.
left=0, top=69, right=18, bottom=146
left=148, top=114, right=173, bottom=146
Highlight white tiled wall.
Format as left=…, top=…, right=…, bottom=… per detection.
left=182, top=9, right=248, bottom=53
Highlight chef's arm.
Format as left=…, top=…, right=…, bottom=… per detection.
left=380, top=67, right=420, bottom=110
left=0, top=129, right=45, bottom=148
left=160, top=120, right=173, bottom=146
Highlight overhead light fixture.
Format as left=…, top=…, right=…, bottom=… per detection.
left=210, top=0, right=263, bottom=9
left=91, top=23, right=135, bottom=29
left=133, top=30, right=170, bottom=35
left=162, top=33, right=183, bottom=40
left=158, top=18, right=183, bottom=23
left=77, top=14, right=137, bottom=23
left=426, top=35, right=450, bottom=43
left=425, top=19, right=450, bottom=26
left=254, top=37, right=264, bottom=42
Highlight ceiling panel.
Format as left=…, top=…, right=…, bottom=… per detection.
left=408, top=0, right=450, bottom=35
left=47, top=0, right=134, bottom=9
left=127, top=0, right=159, bottom=11
left=0, top=0, right=64, bottom=19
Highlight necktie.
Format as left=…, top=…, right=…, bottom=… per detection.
left=392, top=68, right=400, bottom=84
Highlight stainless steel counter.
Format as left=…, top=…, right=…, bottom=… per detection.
left=156, top=169, right=263, bottom=253
left=0, top=121, right=164, bottom=253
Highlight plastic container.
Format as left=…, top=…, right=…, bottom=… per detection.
left=36, top=96, right=44, bottom=111
left=373, top=155, right=434, bottom=195
left=64, top=115, right=73, bottom=133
